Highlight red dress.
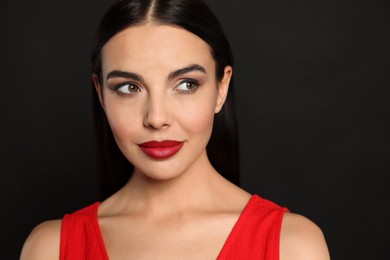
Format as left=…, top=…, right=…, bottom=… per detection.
left=60, top=195, right=288, bottom=260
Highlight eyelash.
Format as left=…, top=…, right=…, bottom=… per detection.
left=175, top=79, right=201, bottom=94
left=113, top=82, right=141, bottom=96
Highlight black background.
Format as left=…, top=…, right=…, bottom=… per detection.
left=1, top=0, right=389, bottom=259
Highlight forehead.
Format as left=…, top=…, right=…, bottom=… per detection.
left=101, top=24, right=215, bottom=75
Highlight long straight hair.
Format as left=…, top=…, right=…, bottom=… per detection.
left=92, top=0, right=240, bottom=200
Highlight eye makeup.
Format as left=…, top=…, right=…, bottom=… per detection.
left=115, top=82, right=142, bottom=95
left=175, top=78, right=201, bottom=94
left=105, top=63, right=208, bottom=96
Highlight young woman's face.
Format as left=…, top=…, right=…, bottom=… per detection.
left=94, top=24, right=231, bottom=181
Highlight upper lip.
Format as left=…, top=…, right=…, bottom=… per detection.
left=139, top=140, right=184, bottom=148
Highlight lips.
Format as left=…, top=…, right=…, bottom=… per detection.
left=138, top=140, right=184, bottom=159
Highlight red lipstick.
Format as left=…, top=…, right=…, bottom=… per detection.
left=139, top=140, right=184, bottom=159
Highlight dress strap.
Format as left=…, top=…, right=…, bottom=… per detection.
left=217, top=195, right=288, bottom=260
left=60, top=202, right=109, bottom=260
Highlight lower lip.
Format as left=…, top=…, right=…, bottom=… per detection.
left=139, top=142, right=184, bottom=159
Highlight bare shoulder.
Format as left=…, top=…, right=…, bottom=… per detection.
left=280, top=212, right=330, bottom=260
left=20, top=219, right=62, bottom=260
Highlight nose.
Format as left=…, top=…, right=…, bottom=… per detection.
left=143, top=94, right=172, bottom=130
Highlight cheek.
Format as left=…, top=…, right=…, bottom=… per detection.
left=176, top=96, right=216, bottom=138
left=103, top=97, right=142, bottom=143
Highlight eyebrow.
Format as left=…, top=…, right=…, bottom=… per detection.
left=106, top=64, right=206, bottom=82
left=106, top=70, right=143, bottom=81
left=168, top=64, right=206, bottom=80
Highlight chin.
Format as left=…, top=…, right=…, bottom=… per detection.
left=131, top=159, right=188, bottom=181
left=136, top=168, right=186, bottom=182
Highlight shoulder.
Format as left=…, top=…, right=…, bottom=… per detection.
left=20, top=219, right=62, bottom=260
left=280, top=212, right=330, bottom=260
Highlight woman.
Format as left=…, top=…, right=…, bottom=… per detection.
left=21, top=0, right=330, bottom=259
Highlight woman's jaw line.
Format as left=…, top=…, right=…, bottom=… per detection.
left=121, top=154, right=223, bottom=212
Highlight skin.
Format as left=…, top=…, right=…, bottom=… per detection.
left=20, top=24, right=330, bottom=260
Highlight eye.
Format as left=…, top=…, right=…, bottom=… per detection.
left=175, top=80, right=200, bottom=94
left=116, top=82, right=141, bottom=94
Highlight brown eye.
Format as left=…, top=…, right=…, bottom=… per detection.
left=117, top=83, right=141, bottom=94
left=175, top=80, right=200, bottom=93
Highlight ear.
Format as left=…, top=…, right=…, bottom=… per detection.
left=92, top=73, right=105, bottom=110
left=215, top=66, right=232, bottom=113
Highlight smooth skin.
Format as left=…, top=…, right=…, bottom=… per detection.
left=21, top=24, right=330, bottom=260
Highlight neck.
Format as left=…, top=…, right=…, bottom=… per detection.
left=119, top=151, right=224, bottom=214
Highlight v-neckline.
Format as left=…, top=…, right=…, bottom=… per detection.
left=92, top=194, right=257, bottom=259
left=216, top=194, right=256, bottom=258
